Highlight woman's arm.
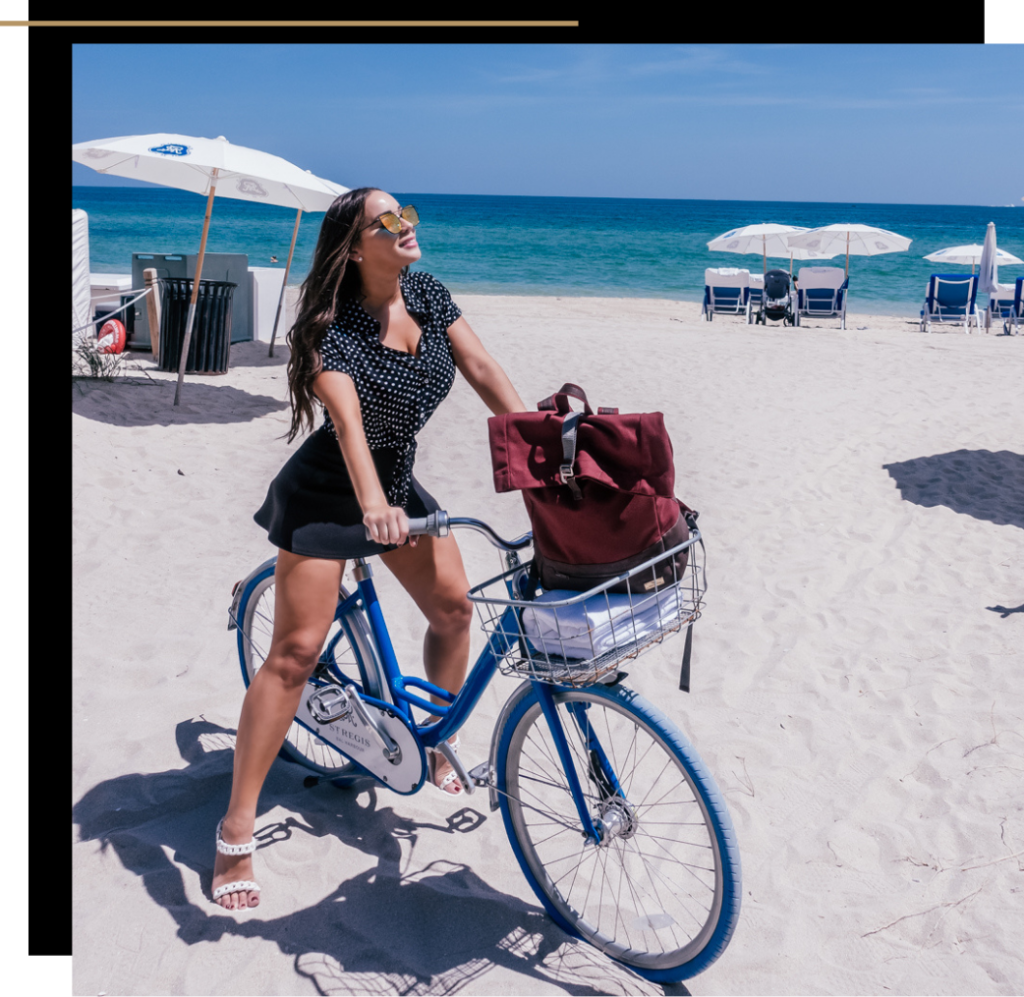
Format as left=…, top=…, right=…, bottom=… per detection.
left=447, top=316, right=529, bottom=415
left=313, top=370, right=411, bottom=547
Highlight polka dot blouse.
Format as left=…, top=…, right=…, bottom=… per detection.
left=318, top=271, right=462, bottom=507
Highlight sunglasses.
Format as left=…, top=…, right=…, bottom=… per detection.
left=361, top=204, right=420, bottom=235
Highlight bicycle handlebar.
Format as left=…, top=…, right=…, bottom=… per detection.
left=365, top=511, right=533, bottom=551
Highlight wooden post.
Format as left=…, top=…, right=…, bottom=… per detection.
left=269, top=207, right=302, bottom=357
left=144, top=268, right=161, bottom=364
left=174, top=168, right=218, bottom=406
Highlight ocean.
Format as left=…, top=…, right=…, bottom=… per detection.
left=73, top=187, right=1023, bottom=316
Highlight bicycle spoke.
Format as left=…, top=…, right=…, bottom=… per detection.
left=612, top=836, right=682, bottom=954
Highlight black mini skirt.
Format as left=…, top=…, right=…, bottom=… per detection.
left=253, top=427, right=440, bottom=559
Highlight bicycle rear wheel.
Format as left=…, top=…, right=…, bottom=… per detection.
left=236, top=564, right=382, bottom=776
left=495, top=683, right=741, bottom=982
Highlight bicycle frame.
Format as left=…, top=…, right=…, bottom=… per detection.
left=229, top=526, right=629, bottom=842
left=310, top=558, right=612, bottom=842
left=342, top=560, right=513, bottom=751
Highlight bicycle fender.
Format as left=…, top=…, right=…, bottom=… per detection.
left=485, top=680, right=535, bottom=812
left=228, top=555, right=277, bottom=631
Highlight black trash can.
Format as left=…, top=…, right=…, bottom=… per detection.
left=157, top=278, right=237, bottom=374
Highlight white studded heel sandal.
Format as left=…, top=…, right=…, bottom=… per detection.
left=212, top=818, right=261, bottom=907
left=427, top=735, right=463, bottom=795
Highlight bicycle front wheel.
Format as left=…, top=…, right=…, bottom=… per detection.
left=236, top=564, right=381, bottom=776
left=495, top=683, right=741, bottom=982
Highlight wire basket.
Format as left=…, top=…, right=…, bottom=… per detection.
left=467, top=531, right=706, bottom=687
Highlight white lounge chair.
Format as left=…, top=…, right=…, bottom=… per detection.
left=987, top=283, right=1017, bottom=331
left=748, top=273, right=765, bottom=320
left=795, top=267, right=848, bottom=329
left=919, top=273, right=980, bottom=334
left=702, top=268, right=750, bottom=323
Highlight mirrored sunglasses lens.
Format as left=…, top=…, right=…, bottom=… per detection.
left=401, top=206, right=420, bottom=227
left=379, top=213, right=402, bottom=234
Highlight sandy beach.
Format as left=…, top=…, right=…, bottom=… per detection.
left=72, top=295, right=1024, bottom=996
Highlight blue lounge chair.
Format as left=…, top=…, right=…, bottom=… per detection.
left=919, top=273, right=980, bottom=334
left=1000, top=277, right=1023, bottom=336
left=701, top=268, right=750, bottom=323
left=794, top=267, right=848, bottom=329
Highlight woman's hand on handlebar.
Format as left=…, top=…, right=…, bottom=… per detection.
left=363, top=506, right=415, bottom=547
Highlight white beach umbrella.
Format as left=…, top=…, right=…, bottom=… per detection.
left=708, top=223, right=835, bottom=274
left=787, top=223, right=912, bottom=277
left=977, top=223, right=1001, bottom=295
left=924, top=242, right=1023, bottom=274
left=72, top=133, right=348, bottom=402
left=977, top=222, right=1000, bottom=331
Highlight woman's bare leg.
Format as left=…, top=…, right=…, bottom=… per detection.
left=380, top=534, right=473, bottom=792
left=213, top=550, right=344, bottom=908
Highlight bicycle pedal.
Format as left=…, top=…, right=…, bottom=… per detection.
left=307, top=685, right=353, bottom=725
left=468, top=762, right=493, bottom=787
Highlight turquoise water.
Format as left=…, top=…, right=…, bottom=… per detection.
left=73, top=187, right=1023, bottom=315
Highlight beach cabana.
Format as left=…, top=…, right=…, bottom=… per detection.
left=73, top=209, right=91, bottom=336
left=701, top=268, right=751, bottom=323
left=72, top=133, right=347, bottom=404
left=919, top=274, right=980, bottom=334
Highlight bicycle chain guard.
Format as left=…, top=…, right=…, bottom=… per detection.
left=296, top=683, right=426, bottom=794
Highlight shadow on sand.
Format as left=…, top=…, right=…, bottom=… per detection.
left=882, top=450, right=1024, bottom=530
left=71, top=373, right=290, bottom=428
left=73, top=717, right=690, bottom=996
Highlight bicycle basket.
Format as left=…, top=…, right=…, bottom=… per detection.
left=467, top=531, right=706, bottom=687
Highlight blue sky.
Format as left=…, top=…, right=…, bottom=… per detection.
left=73, top=43, right=1023, bottom=206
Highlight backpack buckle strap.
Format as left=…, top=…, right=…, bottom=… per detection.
left=558, top=462, right=583, bottom=500
left=559, top=410, right=584, bottom=501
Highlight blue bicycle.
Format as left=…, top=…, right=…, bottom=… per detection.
left=228, top=513, right=741, bottom=982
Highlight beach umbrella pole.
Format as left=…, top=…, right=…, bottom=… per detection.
left=269, top=208, right=302, bottom=358
left=845, top=231, right=850, bottom=278
left=174, top=169, right=219, bottom=406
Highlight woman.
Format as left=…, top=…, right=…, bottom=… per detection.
left=212, top=188, right=527, bottom=910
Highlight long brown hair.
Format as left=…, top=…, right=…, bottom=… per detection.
left=283, top=186, right=377, bottom=443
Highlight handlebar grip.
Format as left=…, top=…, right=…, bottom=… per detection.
left=364, top=510, right=450, bottom=543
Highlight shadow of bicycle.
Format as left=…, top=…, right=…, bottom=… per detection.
left=73, top=717, right=690, bottom=996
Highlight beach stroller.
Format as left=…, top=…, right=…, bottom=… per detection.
left=754, top=269, right=795, bottom=325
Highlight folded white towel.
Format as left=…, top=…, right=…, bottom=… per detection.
left=521, top=585, right=687, bottom=659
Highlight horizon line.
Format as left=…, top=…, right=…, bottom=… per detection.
left=71, top=185, right=1021, bottom=211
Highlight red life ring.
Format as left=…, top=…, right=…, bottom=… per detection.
left=97, top=318, right=126, bottom=354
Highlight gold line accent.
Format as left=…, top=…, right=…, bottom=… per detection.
left=2, top=20, right=579, bottom=27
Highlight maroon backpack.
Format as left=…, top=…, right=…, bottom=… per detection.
left=488, top=383, right=698, bottom=596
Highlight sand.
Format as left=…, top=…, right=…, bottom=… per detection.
left=72, top=295, right=1024, bottom=996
